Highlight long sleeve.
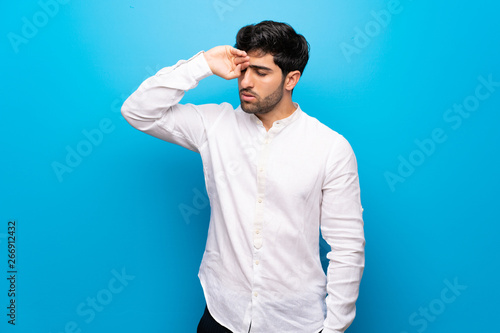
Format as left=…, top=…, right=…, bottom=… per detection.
left=121, top=51, right=217, bottom=152
left=320, top=136, right=365, bottom=333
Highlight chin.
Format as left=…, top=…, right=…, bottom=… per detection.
left=240, top=102, right=256, bottom=114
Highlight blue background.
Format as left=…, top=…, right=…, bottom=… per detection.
left=1, top=0, right=499, bottom=332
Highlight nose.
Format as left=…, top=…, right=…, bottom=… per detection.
left=239, top=69, right=253, bottom=89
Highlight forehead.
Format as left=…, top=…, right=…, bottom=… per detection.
left=247, top=51, right=278, bottom=69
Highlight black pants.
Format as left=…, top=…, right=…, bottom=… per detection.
left=197, top=306, right=233, bottom=333
left=197, top=306, right=323, bottom=333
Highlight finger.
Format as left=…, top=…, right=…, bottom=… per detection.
left=230, top=47, right=247, bottom=57
left=232, top=64, right=242, bottom=78
left=240, top=61, right=250, bottom=71
left=234, top=55, right=250, bottom=65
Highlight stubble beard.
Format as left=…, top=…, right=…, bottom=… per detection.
left=240, top=81, right=285, bottom=115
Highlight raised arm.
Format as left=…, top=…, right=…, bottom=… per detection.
left=120, top=47, right=249, bottom=151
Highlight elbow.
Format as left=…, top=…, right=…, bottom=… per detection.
left=119, top=97, right=162, bottom=133
left=120, top=99, right=132, bottom=122
left=120, top=98, right=140, bottom=129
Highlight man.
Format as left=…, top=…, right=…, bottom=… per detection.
left=121, top=20, right=365, bottom=333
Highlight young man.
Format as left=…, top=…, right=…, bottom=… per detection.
left=121, top=21, right=365, bottom=333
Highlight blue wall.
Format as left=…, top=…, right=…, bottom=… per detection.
left=1, top=0, right=499, bottom=332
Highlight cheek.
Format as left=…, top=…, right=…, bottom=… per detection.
left=266, top=74, right=284, bottom=88
left=262, top=78, right=282, bottom=93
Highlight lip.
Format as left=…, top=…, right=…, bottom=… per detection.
left=240, top=92, right=256, bottom=102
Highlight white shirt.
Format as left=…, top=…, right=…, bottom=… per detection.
left=121, top=52, right=365, bottom=333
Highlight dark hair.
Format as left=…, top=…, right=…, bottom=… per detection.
left=235, top=20, right=310, bottom=77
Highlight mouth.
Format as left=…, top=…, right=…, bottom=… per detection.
left=240, top=92, right=257, bottom=102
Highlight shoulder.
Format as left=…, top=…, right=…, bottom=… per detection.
left=300, top=110, right=353, bottom=153
left=298, top=111, right=358, bottom=175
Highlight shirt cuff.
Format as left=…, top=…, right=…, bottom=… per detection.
left=187, top=51, right=213, bottom=81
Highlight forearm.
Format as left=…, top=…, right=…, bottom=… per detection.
left=322, top=228, right=365, bottom=333
left=121, top=51, right=213, bottom=132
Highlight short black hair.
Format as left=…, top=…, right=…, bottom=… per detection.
left=235, top=20, right=310, bottom=77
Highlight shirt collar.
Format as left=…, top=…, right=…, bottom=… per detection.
left=277, top=102, right=302, bottom=127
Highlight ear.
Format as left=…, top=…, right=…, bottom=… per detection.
left=284, top=70, right=301, bottom=91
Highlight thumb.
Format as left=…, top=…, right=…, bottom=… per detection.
left=232, top=64, right=242, bottom=79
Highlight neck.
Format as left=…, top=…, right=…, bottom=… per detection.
left=255, top=96, right=296, bottom=131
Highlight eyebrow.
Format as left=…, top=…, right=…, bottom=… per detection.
left=249, top=65, right=273, bottom=72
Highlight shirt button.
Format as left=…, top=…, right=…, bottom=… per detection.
left=254, top=292, right=258, bottom=297
left=255, top=260, right=260, bottom=265
left=259, top=167, right=264, bottom=172
left=255, top=229, right=260, bottom=234
left=257, top=198, right=263, bottom=203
